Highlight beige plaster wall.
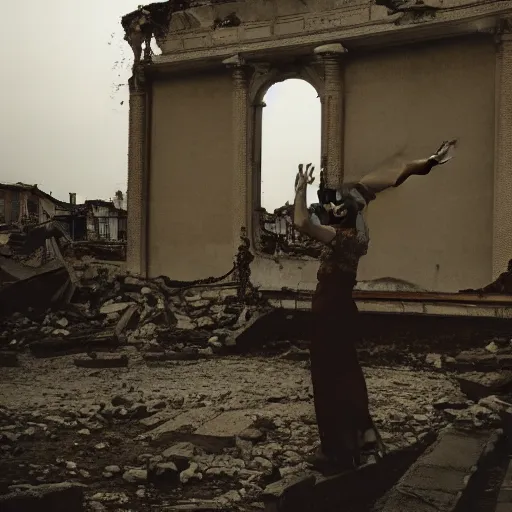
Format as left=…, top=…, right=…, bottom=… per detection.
left=251, top=36, right=496, bottom=293
left=148, top=71, right=235, bottom=280
left=343, top=37, right=496, bottom=292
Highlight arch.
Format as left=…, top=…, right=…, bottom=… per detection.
left=247, top=66, right=324, bottom=257
left=249, top=64, right=324, bottom=106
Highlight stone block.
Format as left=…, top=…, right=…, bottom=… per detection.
left=162, top=442, right=197, bottom=471
left=419, top=429, right=494, bottom=471
left=403, top=465, right=468, bottom=493
left=147, top=408, right=220, bottom=446
left=454, top=350, right=497, bottom=370
left=380, top=490, right=456, bottom=512
left=456, top=372, right=512, bottom=401
left=262, top=473, right=316, bottom=512
left=192, top=410, right=256, bottom=452
left=379, top=428, right=502, bottom=512
left=100, top=302, right=135, bottom=315
left=115, top=304, right=138, bottom=339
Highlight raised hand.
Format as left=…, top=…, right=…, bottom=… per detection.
left=431, top=139, right=458, bottom=165
left=295, top=163, right=315, bottom=194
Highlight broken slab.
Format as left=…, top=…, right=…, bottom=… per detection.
left=162, top=442, right=197, bottom=472
left=0, top=482, right=87, bottom=512
left=456, top=372, right=512, bottom=401
left=0, top=265, right=69, bottom=317
left=148, top=408, right=259, bottom=453
left=29, top=331, right=118, bottom=358
left=100, top=302, right=135, bottom=315
left=115, top=304, right=138, bottom=340
left=192, top=409, right=257, bottom=452
left=452, top=350, right=497, bottom=371
left=147, top=408, right=221, bottom=446
left=73, top=354, right=129, bottom=368
left=262, top=473, right=316, bottom=512
left=378, top=428, right=502, bottom=512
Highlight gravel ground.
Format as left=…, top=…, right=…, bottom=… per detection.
left=0, top=350, right=463, bottom=511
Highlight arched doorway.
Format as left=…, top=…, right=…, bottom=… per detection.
left=260, top=79, right=321, bottom=213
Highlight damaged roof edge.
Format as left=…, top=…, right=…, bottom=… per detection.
left=0, top=182, right=72, bottom=210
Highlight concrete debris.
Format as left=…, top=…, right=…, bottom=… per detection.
left=456, top=371, right=512, bottom=402
left=1, top=269, right=268, bottom=357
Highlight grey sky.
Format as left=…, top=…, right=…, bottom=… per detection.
left=261, top=80, right=321, bottom=211
left=0, top=1, right=319, bottom=209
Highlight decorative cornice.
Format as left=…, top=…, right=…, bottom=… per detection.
left=150, top=4, right=512, bottom=72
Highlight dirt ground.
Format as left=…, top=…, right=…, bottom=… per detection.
left=0, top=349, right=463, bottom=511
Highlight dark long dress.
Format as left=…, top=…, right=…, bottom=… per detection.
left=310, top=208, right=382, bottom=467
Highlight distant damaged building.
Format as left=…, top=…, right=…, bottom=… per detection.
left=57, top=198, right=127, bottom=243
left=0, top=182, right=70, bottom=228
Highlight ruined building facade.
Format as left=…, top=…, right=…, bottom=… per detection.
left=123, top=0, right=512, bottom=298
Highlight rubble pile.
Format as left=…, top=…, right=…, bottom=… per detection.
left=0, top=268, right=268, bottom=360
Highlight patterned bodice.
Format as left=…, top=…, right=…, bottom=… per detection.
left=318, top=222, right=369, bottom=278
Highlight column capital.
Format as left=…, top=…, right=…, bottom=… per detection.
left=494, top=17, right=512, bottom=43
left=222, top=54, right=247, bottom=68
left=223, top=54, right=251, bottom=87
left=313, top=43, right=347, bottom=58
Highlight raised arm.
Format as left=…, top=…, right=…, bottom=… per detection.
left=293, top=164, right=338, bottom=244
left=358, top=140, right=457, bottom=196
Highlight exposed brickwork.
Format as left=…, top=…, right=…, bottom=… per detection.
left=126, top=90, right=147, bottom=276
left=315, top=45, right=346, bottom=188
left=494, top=28, right=512, bottom=279
left=228, top=62, right=250, bottom=257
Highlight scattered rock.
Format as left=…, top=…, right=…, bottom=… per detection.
left=100, top=302, right=135, bottom=315
left=149, top=462, right=179, bottom=482
left=425, top=353, right=442, bottom=368
left=162, top=442, right=197, bottom=471
left=104, top=465, right=121, bottom=474
left=180, top=463, right=202, bottom=484
left=122, top=469, right=147, bottom=484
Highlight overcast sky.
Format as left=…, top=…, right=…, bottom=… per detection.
left=0, top=1, right=320, bottom=209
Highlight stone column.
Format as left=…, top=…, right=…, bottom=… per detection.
left=252, top=101, right=266, bottom=208
left=314, top=43, right=347, bottom=189
left=493, top=19, right=512, bottom=278
left=223, top=55, right=250, bottom=257
left=126, top=65, right=148, bottom=276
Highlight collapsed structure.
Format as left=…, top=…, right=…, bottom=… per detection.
left=121, top=0, right=512, bottom=321
left=0, top=184, right=129, bottom=312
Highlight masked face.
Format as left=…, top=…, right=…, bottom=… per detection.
left=323, top=202, right=348, bottom=220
